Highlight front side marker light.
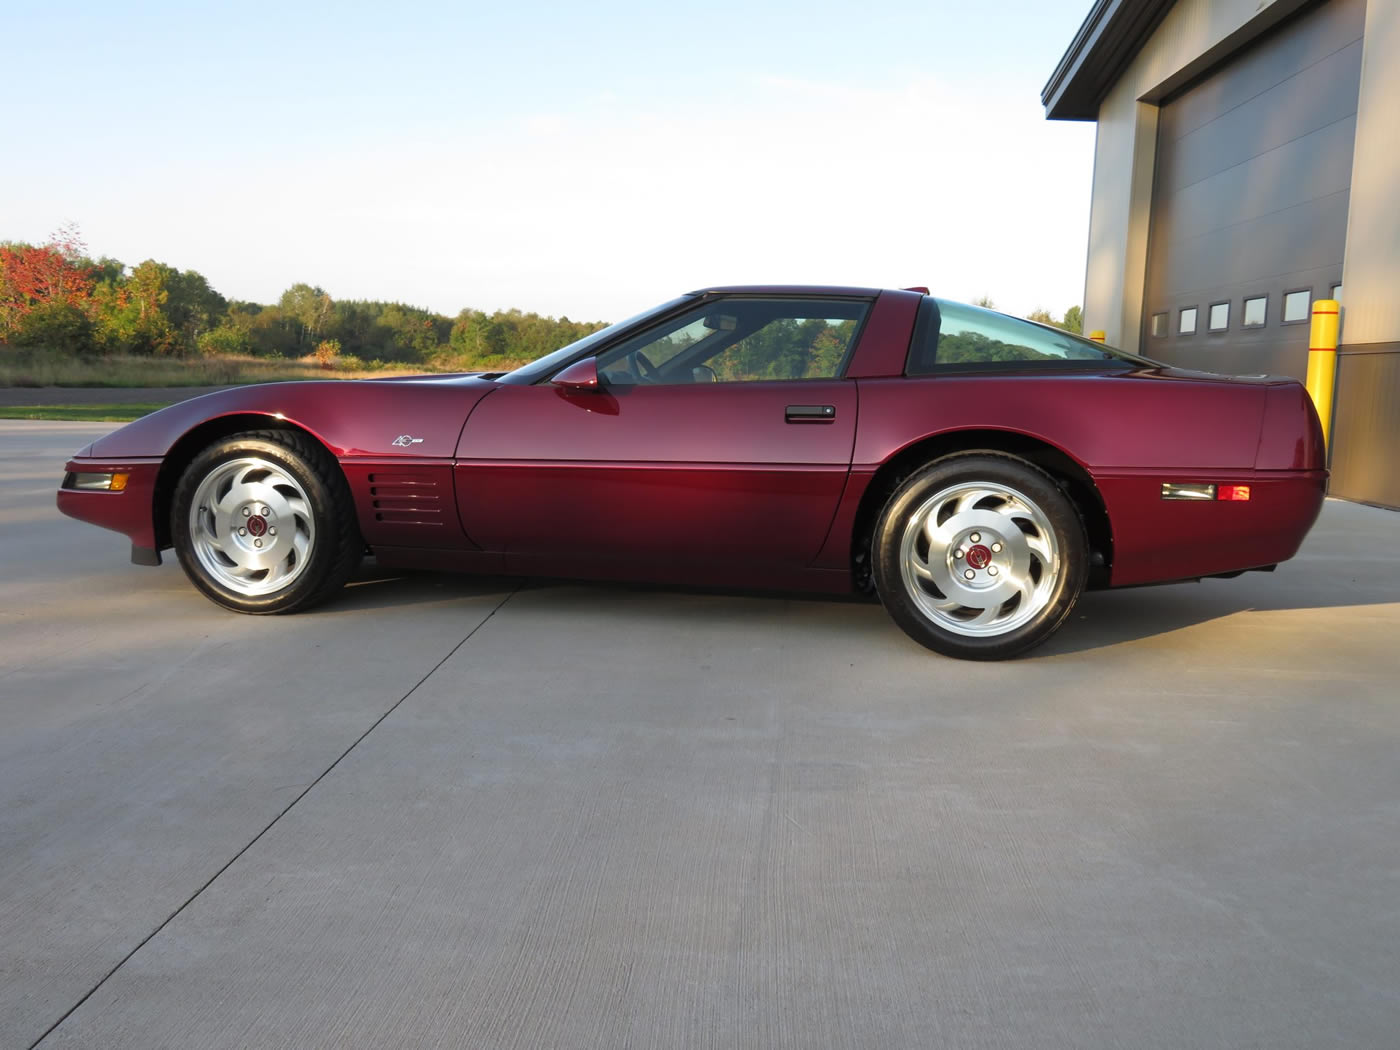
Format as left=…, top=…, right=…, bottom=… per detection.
left=65, top=472, right=130, bottom=492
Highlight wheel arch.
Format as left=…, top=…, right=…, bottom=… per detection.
left=851, top=428, right=1113, bottom=590
left=152, top=414, right=338, bottom=550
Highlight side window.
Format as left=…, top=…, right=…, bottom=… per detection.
left=596, top=298, right=868, bottom=385
left=908, top=299, right=1118, bottom=374
left=610, top=315, right=713, bottom=375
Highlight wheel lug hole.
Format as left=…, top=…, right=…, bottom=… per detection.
left=242, top=507, right=250, bottom=517
left=991, top=542, right=1002, bottom=553
left=254, top=539, right=263, bottom=549
left=269, top=527, right=277, bottom=536
left=964, top=569, right=975, bottom=580
left=260, top=507, right=269, bottom=517
left=238, top=527, right=247, bottom=536
left=954, top=549, right=964, bottom=560
left=970, top=532, right=980, bottom=543
left=988, top=566, right=998, bottom=576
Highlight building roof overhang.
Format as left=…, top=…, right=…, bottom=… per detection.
left=1042, top=0, right=1176, bottom=121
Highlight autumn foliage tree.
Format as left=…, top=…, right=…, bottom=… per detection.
left=313, top=338, right=341, bottom=368
left=0, top=224, right=98, bottom=353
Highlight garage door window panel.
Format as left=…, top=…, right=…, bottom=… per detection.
left=1282, top=289, right=1312, bottom=325
left=1243, top=296, right=1268, bottom=328
left=1209, top=302, right=1230, bottom=332
left=1179, top=307, right=1198, bottom=336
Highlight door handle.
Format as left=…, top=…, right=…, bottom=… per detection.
left=785, top=404, right=837, bottom=423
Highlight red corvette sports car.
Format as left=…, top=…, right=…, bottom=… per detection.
left=57, top=286, right=1326, bottom=659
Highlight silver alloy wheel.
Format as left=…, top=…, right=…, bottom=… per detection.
left=188, top=456, right=316, bottom=597
left=897, top=481, right=1061, bottom=637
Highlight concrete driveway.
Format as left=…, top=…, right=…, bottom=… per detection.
left=4, top=420, right=1399, bottom=1049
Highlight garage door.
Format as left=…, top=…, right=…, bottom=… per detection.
left=1141, top=0, right=1364, bottom=378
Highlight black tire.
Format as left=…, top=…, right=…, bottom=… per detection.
left=872, top=453, right=1087, bottom=660
left=171, top=430, right=362, bottom=614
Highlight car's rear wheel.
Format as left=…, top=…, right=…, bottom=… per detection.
left=873, top=453, right=1087, bottom=659
left=172, top=430, right=361, bottom=613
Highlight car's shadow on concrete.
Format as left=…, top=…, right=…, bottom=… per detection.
left=1038, top=582, right=1314, bottom=658
left=325, top=561, right=1393, bottom=658
left=1039, top=552, right=1397, bottom=656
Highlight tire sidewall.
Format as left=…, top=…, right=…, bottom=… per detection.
left=172, top=435, right=342, bottom=614
left=873, top=454, right=1088, bottom=660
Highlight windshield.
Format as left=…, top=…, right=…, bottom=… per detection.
left=498, top=296, right=696, bottom=384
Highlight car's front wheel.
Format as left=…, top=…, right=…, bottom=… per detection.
left=873, top=453, right=1087, bottom=660
left=171, top=430, right=361, bottom=613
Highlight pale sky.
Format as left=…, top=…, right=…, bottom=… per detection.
left=3, top=0, right=1098, bottom=323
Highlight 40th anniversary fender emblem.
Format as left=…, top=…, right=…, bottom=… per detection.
left=391, top=435, right=424, bottom=447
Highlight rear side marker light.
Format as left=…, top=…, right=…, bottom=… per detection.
left=1160, top=483, right=1251, bottom=501
left=1161, top=483, right=1215, bottom=501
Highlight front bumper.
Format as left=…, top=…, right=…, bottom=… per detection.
left=56, top=457, right=163, bottom=561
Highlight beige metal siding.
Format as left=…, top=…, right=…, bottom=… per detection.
left=1126, top=0, right=1315, bottom=96
left=1083, top=93, right=1156, bottom=354
left=1330, top=346, right=1400, bottom=507
left=1330, top=0, right=1400, bottom=508
left=1338, top=0, right=1400, bottom=345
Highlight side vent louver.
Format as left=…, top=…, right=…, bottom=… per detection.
left=369, top=473, right=444, bottom=526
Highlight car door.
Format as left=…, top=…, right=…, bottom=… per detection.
left=454, top=295, right=868, bottom=577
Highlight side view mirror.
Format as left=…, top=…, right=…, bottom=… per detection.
left=551, top=357, right=600, bottom=391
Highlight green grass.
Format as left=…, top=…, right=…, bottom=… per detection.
left=0, top=403, right=173, bottom=422
left=0, top=351, right=438, bottom=389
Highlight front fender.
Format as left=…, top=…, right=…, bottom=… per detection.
left=89, top=377, right=498, bottom=460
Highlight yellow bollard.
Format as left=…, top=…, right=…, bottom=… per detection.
left=1088, top=330, right=1105, bottom=343
left=1304, top=299, right=1340, bottom=449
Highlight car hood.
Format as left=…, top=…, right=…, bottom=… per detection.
left=367, top=371, right=493, bottom=383
left=87, top=375, right=500, bottom=460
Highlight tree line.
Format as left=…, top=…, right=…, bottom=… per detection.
left=0, top=226, right=607, bottom=370
left=976, top=296, right=1083, bottom=335
left=2, top=228, right=1084, bottom=373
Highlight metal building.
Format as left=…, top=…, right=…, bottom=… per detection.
left=1043, top=0, right=1399, bottom=508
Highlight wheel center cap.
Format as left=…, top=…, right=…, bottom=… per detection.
left=965, top=544, right=992, bottom=570
left=246, top=514, right=268, bottom=537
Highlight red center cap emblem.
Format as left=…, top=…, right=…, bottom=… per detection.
left=247, top=515, right=268, bottom=537
left=965, top=544, right=992, bottom=569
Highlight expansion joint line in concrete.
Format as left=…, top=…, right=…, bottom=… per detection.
left=27, top=584, right=522, bottom=1050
